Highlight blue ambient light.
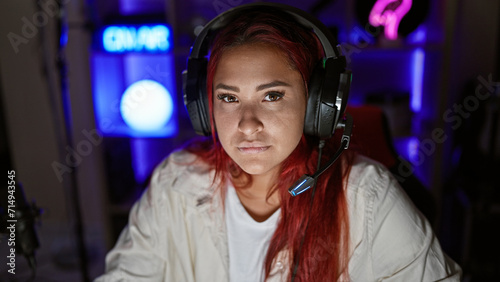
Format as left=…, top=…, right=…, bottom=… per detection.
left=102, top=25, right=171, bottom=53
left=411, top=48, right=425, bottom=112
left=120, top=79, right=173, bottom=132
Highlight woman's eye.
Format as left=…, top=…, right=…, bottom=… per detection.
left=217, top=94, right=238, bottom=103
left=264, top=92, right=284, bottom=102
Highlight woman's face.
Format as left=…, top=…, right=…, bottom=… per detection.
left=213, top=43, right=306, bottom=177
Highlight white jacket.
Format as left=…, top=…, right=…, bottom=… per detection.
left=96, top=150, right=462, bottom=281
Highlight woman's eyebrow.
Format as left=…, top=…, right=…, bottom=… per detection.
left=256, top=80, right=291, bottom=91
left=214, top=80, right=291, bottom=92
left=214, top=83, right=239, bottom=92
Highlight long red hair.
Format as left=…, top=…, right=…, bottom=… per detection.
left=185, top=9, right=353, bottom=281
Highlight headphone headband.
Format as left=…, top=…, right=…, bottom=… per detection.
left=189, top=3, right=341, bottom=61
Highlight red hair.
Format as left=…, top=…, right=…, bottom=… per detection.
left=185, top=9, right=353, bottom=281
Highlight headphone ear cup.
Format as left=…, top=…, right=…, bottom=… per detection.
left=183, top=58, right=212, bottom=136
left=304, top=62, right=324, bottom=137
left=337, top=70, right=352, bottom=122
left=304, top=59, right=340, bottom=139
left=304, top=57, right=349, bottom=139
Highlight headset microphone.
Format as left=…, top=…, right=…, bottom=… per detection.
left=288, top=112, right=353, bottom=196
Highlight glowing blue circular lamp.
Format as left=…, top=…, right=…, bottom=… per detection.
left=120, top=79, right=173, bottom=132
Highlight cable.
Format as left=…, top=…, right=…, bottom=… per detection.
left=317, top=139, right=326, bottom=171
left=289, top=113, right=353, bottom=281
left=291, top=139, right=325, bottom=281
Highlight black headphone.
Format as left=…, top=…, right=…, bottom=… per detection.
left=182, top=2, right=352, bottom=139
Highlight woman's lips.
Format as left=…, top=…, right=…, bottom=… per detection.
left=237, top=146, right=270, bottom=154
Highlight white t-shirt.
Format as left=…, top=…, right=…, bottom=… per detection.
left=225, top=185, right=281, bottom=282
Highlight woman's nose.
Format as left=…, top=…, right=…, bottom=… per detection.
left=238, top=105, right=264, bottom=135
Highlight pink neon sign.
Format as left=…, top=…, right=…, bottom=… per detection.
left=369, top=0, right=412, bottom=40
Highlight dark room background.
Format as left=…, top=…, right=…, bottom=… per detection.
left=0, top=0, right=499, bottom=281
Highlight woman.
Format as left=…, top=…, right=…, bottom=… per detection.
left=97, top=3, right=461, bottom=281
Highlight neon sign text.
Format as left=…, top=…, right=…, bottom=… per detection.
left=102, top=25, right=172, bottom=53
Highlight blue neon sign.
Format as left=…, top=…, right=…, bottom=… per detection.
left=102, top=24, right=172, bottom=53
